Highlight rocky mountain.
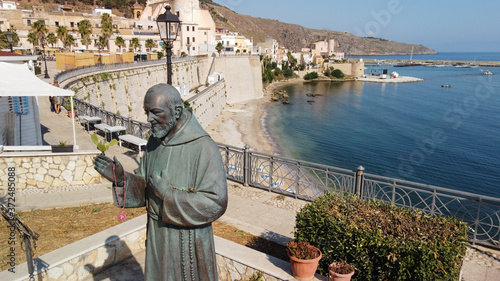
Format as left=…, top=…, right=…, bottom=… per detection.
left=201, top=1, right=436, bottom=55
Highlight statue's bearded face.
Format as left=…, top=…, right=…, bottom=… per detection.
left=144, top=96, right=178, bottom=140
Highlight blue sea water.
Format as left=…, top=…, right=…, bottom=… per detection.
left=264, top=55, right=500, bottom=198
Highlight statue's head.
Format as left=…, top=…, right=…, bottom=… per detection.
left=144, top=83, right=183, bottom=140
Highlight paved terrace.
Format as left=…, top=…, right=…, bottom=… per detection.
left=2, top=61, right=499, bottom=280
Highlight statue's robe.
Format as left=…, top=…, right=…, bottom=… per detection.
left=113, top=110, right=228, bottom=281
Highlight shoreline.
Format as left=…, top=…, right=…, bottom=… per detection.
left=205, top=78, right=304, bottom=155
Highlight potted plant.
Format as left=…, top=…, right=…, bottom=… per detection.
left=66, top=104, right=76, bottom=118
left=286, top=241, right=322, bottom=281
left=64, top=97, right=76, bottom=117
left=329, top=261, right=355, bottom=281
left=51, top=141, right=73, bottom=153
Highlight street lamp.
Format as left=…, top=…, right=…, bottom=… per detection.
left=40, top=36, right=50, bottom=79
left=156, top=5, right=181, bottom=85
left=97, top=43, right=102, bottom=65
left=5, top=29, right=13, bottom=53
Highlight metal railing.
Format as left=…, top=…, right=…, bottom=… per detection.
left=68, top=98, right=151, bottom=139
left=217, top=143, right=500, bottom=249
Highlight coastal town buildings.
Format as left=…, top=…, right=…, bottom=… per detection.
left=0, top=0, right=216, bottom=57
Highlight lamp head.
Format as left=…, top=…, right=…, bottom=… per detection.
left=156, top=5, right=181, bottom=43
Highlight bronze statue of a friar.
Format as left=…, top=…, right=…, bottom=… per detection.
left=94, top=83, right=228, bottom=281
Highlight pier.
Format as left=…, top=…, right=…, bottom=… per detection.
left=356, top=75, right=424, bottom=83
left=359, top=58, right=500, bottom=67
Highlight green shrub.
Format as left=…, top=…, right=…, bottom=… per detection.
left=331, top=69, right=345, bottom=78
left=303, top=71, right=319, bottom=80
left=293, top=193, right=468, bottom=280
left=100, top=72, right=111, bottom=80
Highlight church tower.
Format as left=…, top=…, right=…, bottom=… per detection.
left=133, top=2, right=143, bottom=20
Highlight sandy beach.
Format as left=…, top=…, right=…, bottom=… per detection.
left=205, top=78, right=304, bottom=155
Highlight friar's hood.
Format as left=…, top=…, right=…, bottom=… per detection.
left=157, top=109, right=209, bottom=146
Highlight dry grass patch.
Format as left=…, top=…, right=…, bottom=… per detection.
left=1, top=203, right=286, bottom=272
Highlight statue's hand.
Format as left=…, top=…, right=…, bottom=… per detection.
left=148, top=172, right=165, bottom=198
left=94, top=155, right=125, bottom=186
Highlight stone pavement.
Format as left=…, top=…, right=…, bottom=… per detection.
left=6, top=60, right=500, bottom=281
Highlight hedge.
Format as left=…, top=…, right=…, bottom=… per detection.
left=293, top=193, right=468, bottom=280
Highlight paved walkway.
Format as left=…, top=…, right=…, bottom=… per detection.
left=5, top=60, right=500, bottom=281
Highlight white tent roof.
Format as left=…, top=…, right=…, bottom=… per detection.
left=0, top=62, right=73, bottom=97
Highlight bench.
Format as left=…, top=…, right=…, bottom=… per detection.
left=94, top=124, right=126, bottom=142
left=118, top=134, right=148, bottom=154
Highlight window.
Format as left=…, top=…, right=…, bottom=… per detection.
left=55, top=21, right=59, bottom=27
left=70, top=22, right=74, bottom=28
left=187, top=26, right=190, bottom=31
left=187, top=37, right=190, bottom=45
left=193, top=27, right=195, bottom=32
left=192, top=37, right=195, bottom=43
left=192, top=46, right=195, bottom=50
left=27, top=20, right=31, bottom=26
left=204, top=31, right=207, bottom=35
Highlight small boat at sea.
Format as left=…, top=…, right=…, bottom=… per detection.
left=307, top=100, right=315, bottom=103
left=441, top=84, right=451, bottom=88
left=484, top=71, right=493, bottom=75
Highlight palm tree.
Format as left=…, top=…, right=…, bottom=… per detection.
left=46, top=32, right=57, bottom=47
left=78, top=19, right=93, bottom=50
left=27, top=32, right=38, bottom=47
left=56, top=25, right=68, bottom=49
left=115, top=36, right=125, bottom=52
left=65, top=34, right=75, bottom=52
left=32, top=20, right=48, bottom=47
left=131, top=37, right=139, bottom=52
left=145, top=39, right=155, bottom=52
left=101, top=13, right=113, bottom=50
left=216, top=42, right=224, bottom=56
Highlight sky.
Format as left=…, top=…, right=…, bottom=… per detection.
left=211, top=0, right=500, bottom=52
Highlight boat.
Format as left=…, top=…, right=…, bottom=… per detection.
left=484, top=71, right=493, bottom=75
left=441, top=84, right=451, bottom=88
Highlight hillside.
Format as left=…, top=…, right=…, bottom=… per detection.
left=201, top=1, right=436, bottom=55
left=18, top=0, right=435, bottom=55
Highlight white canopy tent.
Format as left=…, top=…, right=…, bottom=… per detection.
left=0, top=62, right=77, bottom=148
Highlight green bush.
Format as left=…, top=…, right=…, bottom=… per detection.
left=303, top=72, right=318, bottom=80
left=293, top=193, right=468, bottom=280
left=331, top=69, right=345, bottom=78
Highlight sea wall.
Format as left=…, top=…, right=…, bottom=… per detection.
left=188, top=79, right=227, bottom=129
left=212, top=56, right=264, bottom=104
left=0, top=151, right=102, bottom=191
left=68, top=58, right=209, bottom=122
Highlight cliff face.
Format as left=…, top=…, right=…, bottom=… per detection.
left=202, top=1, right=436, bottom=55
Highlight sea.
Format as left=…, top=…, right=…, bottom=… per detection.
left=264, top=52, right=500, bottom=198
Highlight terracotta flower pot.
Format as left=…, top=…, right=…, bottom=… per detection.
left=288, top=249, right=322, bottom=281
left=329, top=262, right=355, bottom=281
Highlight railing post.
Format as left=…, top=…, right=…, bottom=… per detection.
left=243, top=145, right=250, bottom=186
left=355, top=166, right=364, bottom=198
left=127, top=116, right=132, bottom=134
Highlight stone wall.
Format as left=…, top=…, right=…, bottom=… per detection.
left=0, top=151, right=102, bottom=191
left=69, top=58, right=210, bottom=122
left=188, top=79, right=227, bottom=129
left=1, top=215, right=308, bottom=281
left=212, top=56, right=264, bottom=104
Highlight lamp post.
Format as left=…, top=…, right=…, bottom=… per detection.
left=40, top=36, right=50, bottom=79
left=5, top=29, right=13, bottom=53
left=156, top=5, right=181, bottom=85
left=97, top=43, right=102, bottom=65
